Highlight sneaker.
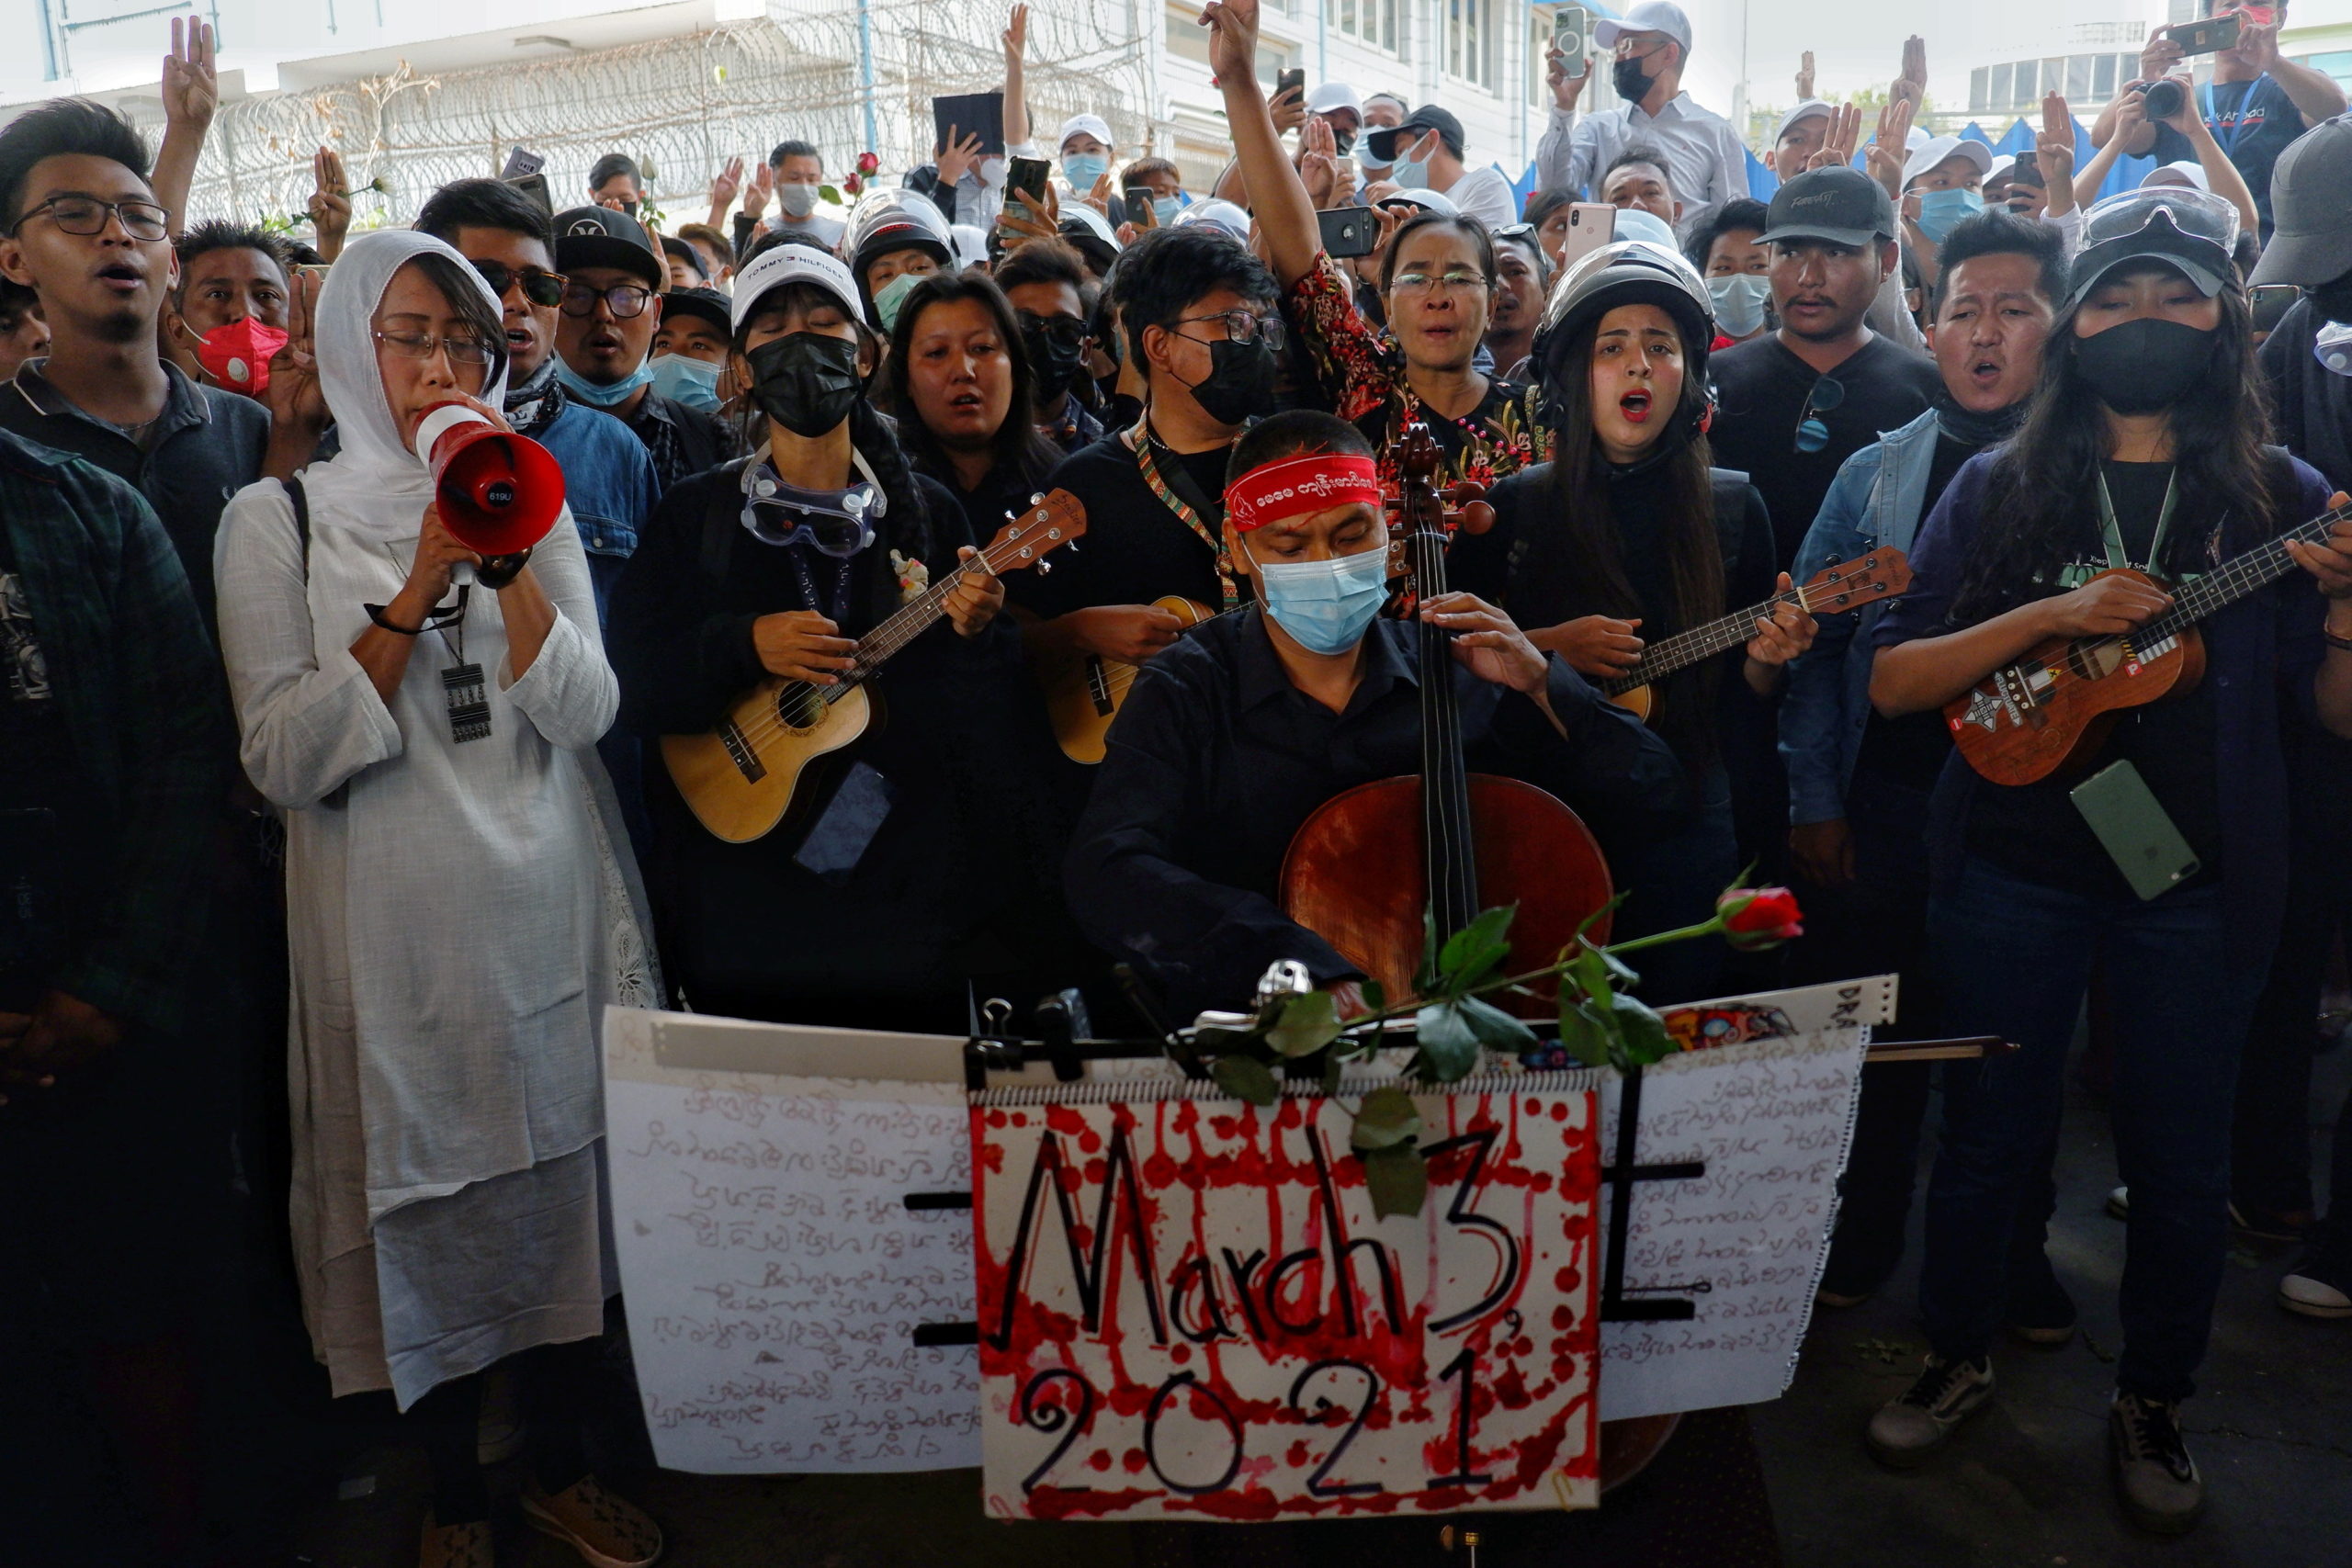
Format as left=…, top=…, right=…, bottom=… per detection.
left=2110, top=1391, right=2202, bottom=1535
left=2107, top=1185, right=2130, bottom=1222
left=2007, top=1254, right=2078, bottom=1348
left=1866, top=1354, right=1995, bottom=1469
left=523, top=1474, right=663, bottom=1568
left=2278, top=1252, right=2352, bottom=1319
left=420, top=1517, right=495, bottom=1568
left=2230, top=1201, right=2314, bottom=1245
left=1815, top=1284, right=1872, bottom=1309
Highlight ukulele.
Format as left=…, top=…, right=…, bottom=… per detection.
left=1033, top=595, right=1216, bottom=763
left=1593, top=549, right=1913, bottom=722
left=662, top=491, right=1088, bottom=842
left=1946, top=500, right=2352, bottom=787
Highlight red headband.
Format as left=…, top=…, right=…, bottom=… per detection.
left=1223, top=454, right=1383, bottom=532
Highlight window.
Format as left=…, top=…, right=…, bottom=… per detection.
left=2014, top=61, right=2036, bottom=105
left=1164, top=5, right=1293, bottom=75
left=2306, top=50, right=2352, bottom=94
left=2066, top=56, right=2091, bottom=101
left=2095, top=53, right=2119, bottom=97
left=1334, top=0, right=1399, bottom=54
left=1971, top=66, right=1990, bottom=114
left=1448, top=0, right=1492, bottom=86
left=1531, top=15, right=1553, bottom=108
left=1991, top=62, right=2013, bottom=109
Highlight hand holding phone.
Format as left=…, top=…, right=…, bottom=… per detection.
left=2164, top=13, right=2243, bottom=56
left=1125, top=185, right=1159, bottom=229
left=1008, top=155, right=1051, bottom=207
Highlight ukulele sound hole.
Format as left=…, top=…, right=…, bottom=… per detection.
left=774, top=685, right=829, bottom=731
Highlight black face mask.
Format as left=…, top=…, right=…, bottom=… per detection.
left=1330, top=127, right=1359, bottom=158
left=1179, top=336, right=1276, bottom=426
left=1612, top=55, right=1657, bottom=104
left=2312, top=271, right=2352, bottom=326
left=1023, top=321, right=1089, bottom=403
left=747, top=333, right=865, bottom=437
left=2072, top=317, right=2216, bottom=415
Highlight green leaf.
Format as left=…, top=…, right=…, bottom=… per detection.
left=1211, top=1053, right=1281, bottom=1106
left=1611, top=992, right=1677, bottom=1067
left=1456, top=995, right=1539, bottom=1054
left=1350, top=1084, right=1421, bottom=1150
left=1359, top=977, right=1386, bottom=1015
left=1413, top=1001, right=1483, bottom=1082
left=1557, top=995, right=1616, bottom=1067
left=1437, top=903, right=1517, bottom=994
left=1267, top=990, right=1342, bottom=1057
left=820, top=184, right=843, bottom=205
left=1577, top=889, right=1631, bottom=940
left=1362, top=1142, right=1429, bottom=1219
left=1565, top=943, right=1618, bottom=1008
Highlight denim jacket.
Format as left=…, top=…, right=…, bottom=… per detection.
left=1778, top=408, right=1945, bottom=825
left=535, top=399, right=661, bottom=621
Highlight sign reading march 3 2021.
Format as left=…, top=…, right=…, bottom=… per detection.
left=973, top=1079, right=1605, bottom=1521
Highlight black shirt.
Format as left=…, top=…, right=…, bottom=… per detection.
left=1851, top=430, right=1976, bottom=794
left=1064, top=606, right=1685, bottom=1019
left=1706, top=334, right=1943, bottom=570
left=1009, top=429, right=1230, bottom=619
left=621, top=390, right=741, bottom=494
left=0, top=526, right=85, bottom=990
left=1963, top=459, right=2224, bottom=896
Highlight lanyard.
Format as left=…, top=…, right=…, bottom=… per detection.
left=2201, top=73, right=2266, bottom=160
left=786, top=542, right=854, bottom=624
left=2096, top=468, right=2180, bottom=572
left=1131, top=417, right=1239, bottom=609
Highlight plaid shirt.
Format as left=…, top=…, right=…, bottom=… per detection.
left=0, top=430, right=231, bottom=1034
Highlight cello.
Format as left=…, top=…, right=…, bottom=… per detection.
left=1278, top=423, right=1679, bottom=1489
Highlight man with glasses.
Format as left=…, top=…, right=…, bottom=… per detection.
left=413, top=179, right=659, bottom=620
left=1010, top=226, right=1283, bottom=696
left=1707, top=165, right=1941, bottom=572
left=0, top=98, right=295, bottom=632
left=551, top=206, right=737, bottom=493
left=1535, top=0, right=1747, bottom=241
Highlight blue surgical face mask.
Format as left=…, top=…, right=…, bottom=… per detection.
left=1705, top=274, right=1772, bottom=339
left=1914, top=186, right=1985, bottom=245
left=1152, top=194, right=1182, bottom=225
left=1063, top=152, right=1110, bottom=190
left=1249, top=540, right=1390, bottom=655
left=1390, top=137, right=1433, bottom=191
left=648, top=352, right=724, bottom=413
left=553, top=355, right=654, bottom=408
left=872, top=270, right=927, bottom=333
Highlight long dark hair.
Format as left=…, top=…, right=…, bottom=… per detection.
left=1522, top=312, right=1725, bottom=763
left=1948, top=264, right=2278, bottom=624
left=878, top=270, right=1062, bottom=491
left=407, top=252, right=510, bottom=390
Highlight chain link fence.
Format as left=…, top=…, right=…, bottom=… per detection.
left=172, top=0, right=1157, bottom=234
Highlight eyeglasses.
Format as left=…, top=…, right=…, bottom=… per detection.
left=1177, top=309, right=1286, bottom=351
left=372, top=330, right=496, bottom=386
left=1793, top=375, right=1846, bottom=453
left=560, top=280, right=657, bottom=319
left=1612, top=37, right=1668, bottom=60
left=1391, top=269, right=1491, bottom=295
left=1018, top=311, right=1089, bottom=351
left=13, top=195, right=169, bottom=242
left=470, top=260, right=568, bottom=310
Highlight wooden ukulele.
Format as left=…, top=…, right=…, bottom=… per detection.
left=662, top=491, right=1088, bottom=842
left=1947, top=500, right=2352, bottom=786
left=1593, top=549, right=1912, bottom=722
left=1034, top=595, right=1215, bottom=763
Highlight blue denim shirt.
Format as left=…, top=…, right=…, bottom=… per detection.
left=535, top=399, right=661, bottom=621
left=1779, top=409, right=1945, bottom=825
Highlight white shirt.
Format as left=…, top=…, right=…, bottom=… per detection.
left=1536, top=90, right=1752, bottom=239
left=1442, top=164, right=1521, bottom=231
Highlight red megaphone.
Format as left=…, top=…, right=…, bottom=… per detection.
left=416, top=401, right=566, bottom=558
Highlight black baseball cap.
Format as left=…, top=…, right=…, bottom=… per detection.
left=1757, top=165, right=1896, bottom=249
left=1365, top=106, right=1464, bottom=164
left=661, top=286, right=731, bottom=336
left=552, top=206, right=663, bottom=288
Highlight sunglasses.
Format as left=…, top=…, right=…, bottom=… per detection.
left=1794, top=375, right=1846, bottom=453
left=470, top=260, right=568, bottom=310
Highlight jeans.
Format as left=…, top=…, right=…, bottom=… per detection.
left=1920, top=857, right=2257, bottom=1402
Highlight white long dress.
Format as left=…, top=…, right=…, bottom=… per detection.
left=212, top=230, right=655, bottom=1409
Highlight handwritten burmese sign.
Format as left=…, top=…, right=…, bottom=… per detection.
left=973, top=1078, right=1603, bottom=1521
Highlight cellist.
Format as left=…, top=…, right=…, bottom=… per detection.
left=1063, top=410, right=1681, bottom=1022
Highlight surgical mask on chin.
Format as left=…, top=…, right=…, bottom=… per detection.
left=777, top=182, right=820, bottom=219
left=648, top=352, right=724, bottom=413
left=1914, top=186, right=1985, bottom=245
left=873, top=271, right=927, bottom=333
left=1250, top=541, right=1391, bottom=655
left=554, top=355, right=655, bottom=408
left=1063, top=152, right=1110, bottom=190
left=2072, top=316, right=2215, bottom=414
left=1705, top=274, right=1772, bottom=339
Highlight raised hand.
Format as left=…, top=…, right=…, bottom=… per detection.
left=2235, top=17, right=2282, bottom=71
left=936, top=127, right=985, bottom=186
left=995, top=186, right=1060, bottom=250
left=1806, top=103, right=1861, bottom=173
left=742, top=157, right=775, bottom=221
left=1198, top=0, right=1261, bottom=89
left=163, top=16, right=218, bottom=133
left=1898, top=35, right=1928, bottom=99
left=710, top=154, right=744, bottom=214
left=1271, top=83, right=1308, bottom=135
left=1084, top=170, right=1114, bottom=215
left=1868, top=96, right=1917, bottom=200
left=1548, top=43, right=1594, bottom=111
left=1003, top=2, right=1029, bottom=62
left=307, top=145, right=353, bottom=261
left=265, top=269, right=327, bottom=440
left=2036, top=92, right=2078, bottom=197
left=1796, top=49, right=1815, bottom=101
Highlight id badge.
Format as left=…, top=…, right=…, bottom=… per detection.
left=442, top=662, right=492, bottom=744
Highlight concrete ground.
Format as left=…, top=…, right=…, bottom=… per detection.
left=281, top=1043, right=2352, bottom=1568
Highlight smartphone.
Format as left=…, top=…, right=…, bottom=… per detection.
left=2164, top=13, right=2243, bottom=54
left=2069, top=760, right=2201, bottom=901
left=499, top=145, right=546, bottom=180
left=1560, top=201, right=1616, bottom=268
left=504, top=171, right=554, bottom=218
left=1277, top=67, right=1306, bottom=101
left=1554, top=5, right=1591, bottom=61
left=1317, top=206, right=1376, bottom=258
left=1008, top=155, right=1052, bottom=207
left=2251, top=281, right=2301, bottom=333
left=1125, top=184, right=1159, bottom=228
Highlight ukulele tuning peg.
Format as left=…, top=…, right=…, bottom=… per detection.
left=1036, top=558, right=1052, bottom=573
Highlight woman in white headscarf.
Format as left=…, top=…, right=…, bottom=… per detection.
left=213, top=230, right=661, bottom=1568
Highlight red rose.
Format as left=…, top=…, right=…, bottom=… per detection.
left=1717, top=886, right=1804, bottom=951
left=856, top=150, right=880, bottom=175
left=843, top=172, right=865, bottom=196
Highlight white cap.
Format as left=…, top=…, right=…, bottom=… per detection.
left=1611, top=208, right=1679, bottom=250
left=1306, top=81, right=1361, bottom=116
left=729, top=243, right=862, bottom=331
left=2143, top=159, right=2212, bottom=192
left=1905, top=126, right=1933, bottom=152
left=1057, top=114, right=1114, bottom=153
left=1983, top=153, right=2018, bottom=186
left=1774, top=99, right=1834, bottom=143
left=1592, top=1, right=1692, bottom=56
left=948, top=223, right=990, bottom=269
left=1901, top=134, right=1994, bottom=189
left=1376, top=187, right=1460, bottom=218
left=1172, top=197, right=1252, bottom=240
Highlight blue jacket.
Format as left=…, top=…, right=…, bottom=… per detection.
left=535, top=399, right=661, bottom=620
left=1778, top=409, right=1945, bottom=825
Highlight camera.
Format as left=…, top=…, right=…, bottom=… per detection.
left=2140, top=78, right=2188, bottom=122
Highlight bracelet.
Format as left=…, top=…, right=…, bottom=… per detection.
left=2326, top=630, right=2352, bottom=654
left=364, top=602, right=423, bottom=636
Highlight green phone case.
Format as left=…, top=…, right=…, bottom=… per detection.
left=2069, top=760, right=2201, bottom=901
